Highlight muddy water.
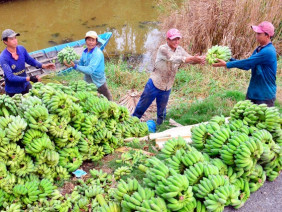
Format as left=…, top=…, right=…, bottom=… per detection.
left=0, top=0, right=162, bottom=70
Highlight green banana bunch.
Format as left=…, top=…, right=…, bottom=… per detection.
left=10, top=156, right=34, bottom=177
left=264, top=106, right=280, bottom=132
left=220, top=132, right=249, bottom=165
left=272, top=128, right=282, bottom=145
left=80, top=114, right=98, bottom=135
left=159, top=137, right=192, bottom=159
left=181, top=148, right=205, bottom=168
left=25, top=105, right=50, bottom=132
left=227, top=119, right=244, bottom=132
left=5, top=116, right=27, bottom=142
left=185, top=162, right=219, bottom=186
left=48, top=115, right=69, bottom=138
left=0, top=174, right=17, bottom=194
left=194, top=200, right=207, bottom=212
left=59, top=147, right=83, bottom=172
left=36, top=149, right=60, bottom=167
left=102, top=143, right=115, bottom=155
left=69, top=103, right=84, bottom=123
left=210, top=158, right=228, bottom=176
left=25, top=134, right=55, bottom=156
left=191, top=123, right=210, bottom=150
left=209, top=115, right=226, bottom=126
left=73, top=197, right=89, bottom=211
left=114, top=166, right=131, bottom=180
left=77, top=136, right=91, bottom=158
left=113, top=178, right=139, bottom=201
left=0, top=129, right=9, bottom=147
left=0, top=143, right=25, bottom=167
left=118, top=105, right=130, bottom=122
left=234, top=138, right=263, bottom=171
left=167, top=149, right=194, bottom=173
left=0, top=94, right=19, bottom=117
left=193, top=175, right=229, bottom=199
left=1, top=202, right=21, bottom=212
left=22, top=129, right=45, bottom=145
left=89, top=146, right=105, bottom=162
left=204, top=127, right=230, bottom=156
left=136, top=197, right=169, bottom=212
left=204, top=184, right=241, bottom=211
left=53, top=166, right=70, bottom=181
left=106, top=102, right=120, bottom=121
left=96, top=201, right=121, bottom=212
left=141, top=157, right=170, bottom=188
left=248, top=164, right=266, bottom=193
left=57, top=46, right=79, bottom=65
left=230, top=100, right=254, bottom=120
left=232, top=178, right=250, bottom=209
left=38, top=179, right=56, bottom=198
left=206, top=45, right=232, bottom=64
left=84, top=184, right=104, bottom=198
left=20, top=95, right=43, bottom=111
left=46, top=92, right=73, bottom=117
left=69, top=80, right=97, bottom=92
left=89, top=169, right=111, bottom=183
left=259, top=143, right=280, bottom=165
left=11, top=94, right=23, bottom=107
left=157, top=174, right=194, bottom=211
left=64, top=126, right=81, bottom=148
left=121, top=186, right=155, bottom=211
left=34, top=164, right=53, bottom=180
left=0, top=162, right=7, bottom=179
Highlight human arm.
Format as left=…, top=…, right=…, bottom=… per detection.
left=23, top=47, right=55, bottom=70
left=159, top=46, right=205, bottom=65
left=213, top=49, right=271, bottom=70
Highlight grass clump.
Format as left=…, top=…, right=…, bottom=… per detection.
left=157, top=0, right=281, bottom=56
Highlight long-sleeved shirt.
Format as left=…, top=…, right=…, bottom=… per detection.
left=150, top=44, right=191, bottom=91
left=226, top=42, right=277, bottom=100
left=74, top=46, right=106, bottom=88
left=0, top=45, right=42, bottom=93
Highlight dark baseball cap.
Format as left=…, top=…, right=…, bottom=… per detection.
left=1, top=29, right=20, bottom=41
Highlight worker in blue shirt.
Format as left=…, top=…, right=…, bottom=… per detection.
left=64, top=31, right=112, bottom=101
left=0, top=29, right=55, bottom=97
left=213, top=21, right=277, bottom=107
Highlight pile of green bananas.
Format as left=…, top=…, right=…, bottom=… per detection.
left=0, top=94, right=18, bottom=117
left=0, top=80, right=149, bottom=210
left=206, top=45, right=232, bottom=64
left=57, top=46, right=79, bottom=65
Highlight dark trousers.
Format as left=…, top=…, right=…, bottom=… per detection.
left=132, top=79, right=171, bottom=125
left=97, top=82, right=113, bottom=101
left=246, top=95, right=275, bottom=107
left=6, top=83, right=32, bottom=97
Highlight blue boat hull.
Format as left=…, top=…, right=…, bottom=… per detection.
left=0, top=32, right=112, bottom=79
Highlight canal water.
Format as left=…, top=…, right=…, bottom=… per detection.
left=0, top=0, right=163, bottom=70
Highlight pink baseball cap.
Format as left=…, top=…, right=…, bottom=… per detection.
left=166, top=28, right=182, bottom=40
left=251, top=21, right=275, bottom=37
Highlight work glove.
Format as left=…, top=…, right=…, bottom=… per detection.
left=30, top=76, right=38, bottom=83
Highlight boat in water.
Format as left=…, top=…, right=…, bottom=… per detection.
left=0, top=32, right=112, bottom=82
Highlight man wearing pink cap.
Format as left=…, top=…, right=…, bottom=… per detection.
left=132, top=28, right=205, bottom=125
left=213, top=21, right=277, bottom=107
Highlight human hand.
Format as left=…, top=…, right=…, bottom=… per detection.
left=42, top=63, right=56, bottom=70
left=36, top=75, right=41, bottom=82
left=63, top=60, right=75, bottom=68
left=193, top=55, right=206, bottom=65
left=212, top=59, right=227, bottom=67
